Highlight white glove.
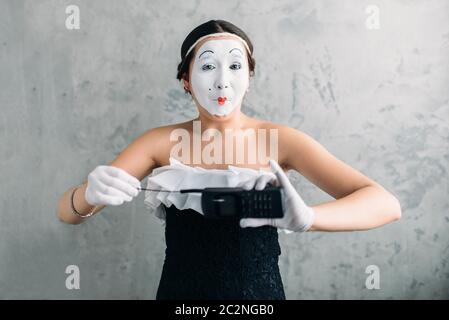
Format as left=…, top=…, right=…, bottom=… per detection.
left=85, top=165, right=141, bottom=206
left=240, top=171, right=278, bottom=191
left=239, top=159, right=315, bottom=232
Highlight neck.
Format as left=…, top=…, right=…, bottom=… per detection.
left=193, top=109, right=248, bottom=133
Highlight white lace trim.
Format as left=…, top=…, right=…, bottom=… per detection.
left=143, top=157, right=293, bottom=234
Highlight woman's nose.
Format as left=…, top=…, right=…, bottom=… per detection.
left=215, top=70, right=230, bottom=90
left=216, top=83, right=229, bottom=90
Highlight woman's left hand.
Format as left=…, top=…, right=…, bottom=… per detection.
left=239, top=159, right=315, bottom=232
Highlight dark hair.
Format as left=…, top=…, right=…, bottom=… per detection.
left=176, top=20, right=256, bottom=94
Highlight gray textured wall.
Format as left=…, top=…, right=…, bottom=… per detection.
left=1, top=0, right=448, bottom=299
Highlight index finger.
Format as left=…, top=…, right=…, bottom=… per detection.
left=269, top=160, right=295, bottom=193
left=105, top=166, right=141, bottom=188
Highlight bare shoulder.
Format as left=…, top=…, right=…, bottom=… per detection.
left=139, top=120, right=193, bottom=166
left=150, top=120, right=192, bottom=137
left=139, top=120, right=192, bottom=144
left=250, top=118, right=301, bottom=136
left=107, top=120, right=191, bottom=180
left=248, top=119, right=308, bottom=170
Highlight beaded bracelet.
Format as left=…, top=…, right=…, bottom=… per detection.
left=70, top=186, right=97, bottom=218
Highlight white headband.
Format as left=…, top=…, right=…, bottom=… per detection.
left=184, top=32, right=252, bottom=59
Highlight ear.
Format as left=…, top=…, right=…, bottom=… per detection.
left=182, top=74, right=191, bottom=94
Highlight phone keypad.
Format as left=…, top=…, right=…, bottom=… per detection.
left=240, top=189, right=281, bottom=218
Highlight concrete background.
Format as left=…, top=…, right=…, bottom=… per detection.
left=0, top=0, right=448, bottom=299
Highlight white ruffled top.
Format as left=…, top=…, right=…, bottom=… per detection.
left=143, top=157, right=292, bottom=234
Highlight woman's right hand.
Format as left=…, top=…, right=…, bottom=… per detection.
left=85, top=165, right=141, bottom=206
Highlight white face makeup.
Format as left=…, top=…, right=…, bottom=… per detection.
left=190, top=38, right=250, bottom=117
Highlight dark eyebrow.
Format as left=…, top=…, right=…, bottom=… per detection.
left=229, top=48, right=243, bottom=55
left=198, top=50, right=214, bottom=59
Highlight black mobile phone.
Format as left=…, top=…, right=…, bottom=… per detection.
left=201, top=185, right=284, bottom=219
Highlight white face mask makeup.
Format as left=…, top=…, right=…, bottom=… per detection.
left=190, top=38, right=250, bottom=117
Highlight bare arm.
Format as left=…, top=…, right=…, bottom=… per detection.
left=281, top=126, right=401, bottom=231
left=57, top=128, right=160, bottom=225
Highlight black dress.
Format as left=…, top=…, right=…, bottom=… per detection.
left=156, top=204, right=286, bottom=300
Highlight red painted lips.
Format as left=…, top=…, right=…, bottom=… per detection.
left=217, top=96, right=227, bottom=105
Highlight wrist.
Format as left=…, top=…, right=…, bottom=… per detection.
left=83, top=184, right=96, bottom=207
left=304, top=206, right=317, bottom=231
left=296, top=206, right=316, bottom=232
left=71, top=185, right=97, bottom=218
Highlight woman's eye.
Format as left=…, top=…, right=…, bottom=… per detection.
left=230, top=63, right=242, bottom=70
left=202, top=64, right=215, bottom=71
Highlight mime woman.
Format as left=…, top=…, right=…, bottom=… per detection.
left=57, top=20, right=401, bottom=300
